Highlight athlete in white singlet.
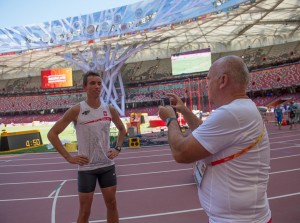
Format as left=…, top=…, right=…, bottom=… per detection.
left=48, top=71, right=126, bottom=223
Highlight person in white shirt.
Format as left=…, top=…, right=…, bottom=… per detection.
left=158, top=55, right=272, bottom=223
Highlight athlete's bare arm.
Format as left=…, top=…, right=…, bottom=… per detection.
left=47, top=104, right=89, bottom=165
left=107, top=105, right=127, bottom=159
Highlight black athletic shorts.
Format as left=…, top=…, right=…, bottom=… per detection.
left=78, top=165, right=117, bottom=193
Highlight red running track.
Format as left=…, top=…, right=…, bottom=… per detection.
left=0, top=123, right=300, bottom=223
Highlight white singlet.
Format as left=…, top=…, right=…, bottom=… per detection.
left=75, top=101, right=114, bottom=171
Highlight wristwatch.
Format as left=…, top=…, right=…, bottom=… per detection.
left=166, top=117, right=177, bottom=127
left=115, top=146, right=122, bottom=152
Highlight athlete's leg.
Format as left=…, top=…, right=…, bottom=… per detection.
left=290, top=118, right=293, bottom=129
left=77, top=192, right=94, bottom=223
left=77, top=170, right=97, bottom=223
left=278, top=116, right=282, bottom=129
left=98, top=165, right=118, bottom=223
left=101, top=186, right=118, bottom=223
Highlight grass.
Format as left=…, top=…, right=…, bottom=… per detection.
left=1, top=123, right=77, bottom=155
left=0, top=123, right=76, bottom=145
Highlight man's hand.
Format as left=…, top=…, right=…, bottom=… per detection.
left=107, top=149, right=120, bottom=160
left=66, top=155, right=89, bottom=166
left=167, top=93, right=186, bottom=113
left=158, top=105, right=177, bottom=121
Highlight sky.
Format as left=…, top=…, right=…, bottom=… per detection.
left=0, top=0, right=143, bottom=29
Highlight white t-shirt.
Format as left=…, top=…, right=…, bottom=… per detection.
left=76, top=101, right=114, bottom=171
left=192, top=99, right=271, bottom=223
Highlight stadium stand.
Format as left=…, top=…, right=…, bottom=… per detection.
left=1, top=43, right=299, bottom=124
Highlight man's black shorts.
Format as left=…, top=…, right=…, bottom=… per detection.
left=78, top=165, right=116, bottom=193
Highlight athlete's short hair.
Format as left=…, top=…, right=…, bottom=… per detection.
left=83, top=71, right=100, bottom=86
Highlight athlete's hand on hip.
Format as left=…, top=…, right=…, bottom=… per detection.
left=67, top=155, right=89, bottom=166
left=107, top=149, right=119, bottom=159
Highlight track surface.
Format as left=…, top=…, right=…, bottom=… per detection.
left=0, top=123, right=299, bottom=223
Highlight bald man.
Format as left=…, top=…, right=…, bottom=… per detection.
left=159, top=56, right=272, bottom=223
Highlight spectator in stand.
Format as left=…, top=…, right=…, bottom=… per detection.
left=274, top=105, right=283, bottom=129
left=158, top=55, right=272, bottom=223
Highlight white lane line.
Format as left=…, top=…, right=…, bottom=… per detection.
left=0, top=154, right=173, bottom=169
left=117, top=153, right=172, bottom=160
left=0, top=160, right=174, bottom=168
left=1, top=147, right=297, bottom=170
left=0, top=179, right=76, bottom=186
left=0, top=168, right=76, bottom=175
left=1, top=148, right=170, bottom=163
left=0, top=182, right=192, bottom=202
left=51, top=180, right=67, bottom=223
left=0, top=154, right=300, bottom=186
left=0, top=162, right=69, bottom=168
left=1, top=144, right=298, bottom=169
left=86, top=192, right=300, bottom=223
left=0, top=160, right=11, bottom=164
left=89, top=208, right=204, bottom=223
left=9, top=157, right=65, bottom=161
left=0, top=165, right=179, bottom=176
left=48, top=189, right=57, bottom=198
left=268, top=131, right=300, bottom=136
left=118, top=168, right=192, bottom=177
left=0, top=194, right=76, bottom=202
left=269, top=133, right=300, bottom=138
left=117, top=160, right=174, bottom=167
left=271, top=145, right=300, bottom=151
left=117, top=183, right=195, bottom=193
left=268, top=192, right=300, bottom=200
left=271, top=138, right=300, bottom=144
left=122, top=147, right=170, bottom=154
left=0, top=151, right=172, bottom=167
left=3, top=147, right=297, bottom=169
left=269, top=168, right=300, bottom=175
left=1, top=144, right=295, bottom=168
left=0, top=168, right=191, bottom=185
left=1, top=176, right=300, bottom=203
left=6, top=147, right=169, bottom=162
left=271, top=154, right=300, bottom=160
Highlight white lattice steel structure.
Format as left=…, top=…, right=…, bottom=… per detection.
left=64, top=37, right=159, bottom=116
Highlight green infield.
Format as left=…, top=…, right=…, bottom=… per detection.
left=0, top=123, right=75, bottom=155
left=0, top=123, right=76, bottom=145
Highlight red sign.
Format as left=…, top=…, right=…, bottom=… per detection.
left=41, top=68, right=73, bottom=89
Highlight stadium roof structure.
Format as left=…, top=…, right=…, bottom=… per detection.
left=0, top=0, right=299, bottom=80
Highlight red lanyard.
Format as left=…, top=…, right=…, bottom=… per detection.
left=211, top=127, right=265, bottom=166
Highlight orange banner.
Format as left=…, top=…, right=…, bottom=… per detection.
left=41, top=68, right=73, bottom=88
